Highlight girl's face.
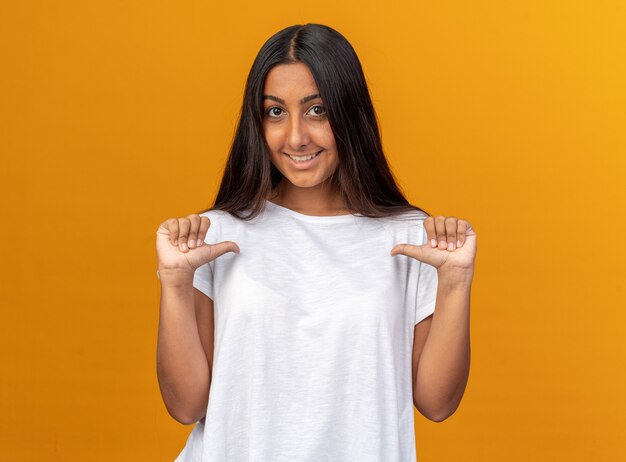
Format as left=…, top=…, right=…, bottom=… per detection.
left=262, top=62, right=339, bottom=191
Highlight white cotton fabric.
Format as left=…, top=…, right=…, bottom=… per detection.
left=174, top=199, right=438, bottom=462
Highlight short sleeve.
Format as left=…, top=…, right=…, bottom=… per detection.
left=192, top=211, right=221, bottom=301
left=193, top=259, right=214, bottom=301
left=414, top=226, right=438, bottom=325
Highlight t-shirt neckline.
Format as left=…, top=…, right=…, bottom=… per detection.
left=264, top=199, right=363, bottom=223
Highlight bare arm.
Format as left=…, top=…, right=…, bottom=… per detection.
left=395, top=214, right=475, bottom=422
left=412, top=277, right=471, bottom=422
left=155, top=213, right=238, bottom=425
left=156, top=269, right=213, bottom=425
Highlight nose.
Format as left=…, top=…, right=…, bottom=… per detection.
left=286, top=114, right=310, bottom=151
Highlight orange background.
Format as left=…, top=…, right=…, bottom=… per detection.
left=1, top=1, right=625, bottom=461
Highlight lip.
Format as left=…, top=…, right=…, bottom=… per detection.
left=284, top=150, right=323, bottom=169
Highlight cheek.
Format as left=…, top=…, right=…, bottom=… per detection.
left=328, top=152, right=340, bottom=170
left=263, top=126, right=281, bottom=149
left=319, top=126, right=337, bottom=150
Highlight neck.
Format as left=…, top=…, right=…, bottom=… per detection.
left=268, top=178, right=350, bottom=216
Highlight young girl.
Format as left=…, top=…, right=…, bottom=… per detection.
left=156, top=23, right=476, bottom=462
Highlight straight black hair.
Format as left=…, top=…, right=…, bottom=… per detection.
left=200, top=23, right=430, bottom=220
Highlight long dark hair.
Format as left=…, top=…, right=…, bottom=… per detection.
left=200, top=23, right=430, bottom=220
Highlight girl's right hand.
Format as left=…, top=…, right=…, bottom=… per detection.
left=156, top=214, right=240, bottom=276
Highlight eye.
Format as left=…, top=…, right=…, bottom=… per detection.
left=265, top=106, right=284, bottom=118
left=308, top=104, right=327, bottom=117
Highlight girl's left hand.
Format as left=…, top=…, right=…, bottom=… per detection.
left=390, top=215, right=477, bottom=279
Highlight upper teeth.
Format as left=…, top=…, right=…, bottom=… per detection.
left=289, top=151, right=320, bottom=162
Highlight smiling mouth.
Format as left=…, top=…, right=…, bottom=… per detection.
left=284, top=150, right=323, bottom=162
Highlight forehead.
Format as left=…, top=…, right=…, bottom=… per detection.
left=263, top=62, right=318, bottom=95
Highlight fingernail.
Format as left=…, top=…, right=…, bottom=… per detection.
left=439, top=240, right=447, bottom=248
left=182, top=243, right=188, bottom=251
left=457, top=240, right=462, bottom=248
left=431, top=239, right=437, bottom=247
left=447, top=242, right=454, bottom=251
left=197, top=240, right=203, bottom=246
left=188, top=239, right=195, bottom=248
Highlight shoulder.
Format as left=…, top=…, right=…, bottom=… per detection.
left=382, top=208, right=430, bottom=244
left=383, top=208, right=430, bottom=229
left=196, top=208, right=244, bottom=241
left=198, top=206, right=265, bottom=224
left=198, top=208, right=229, bottom=223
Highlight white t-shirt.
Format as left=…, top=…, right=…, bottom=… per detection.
left=175, top=199, right=438, bottom=462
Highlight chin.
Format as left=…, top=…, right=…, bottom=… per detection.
left=283, top=176, right=325, bottom=189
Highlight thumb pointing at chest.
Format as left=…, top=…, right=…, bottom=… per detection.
left=185, top=240, right=241, bottom=269
left=390, top=242, right=448, bottom=269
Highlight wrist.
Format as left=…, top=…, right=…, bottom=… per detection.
left=157, top=267, right=195, bottom=288
left=437, top=267, right=474, bottom=290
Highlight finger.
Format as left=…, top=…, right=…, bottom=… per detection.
left=445, top=216, right=457, bottom=251
left=457, top=219, right=468, bottom=247
left=208, top=240, right=241, bottom=260
left=156, top=220, right=171, bottom=236
left=186, top=214, right=201, bottom=249
left=390, top=243, right=422, bottom=260
left=423, top=216, right=437, bottom=247
left=390, top=242, right=446, bottom=268
left=465, top=221, right=476, bottom=235
left=177, top=218, right=191, bottom=252
left=197, top=216, right=210, bottom=247
left=435, top=216, right=447, bottom=249
left=167, top=218, right=179, bottom=246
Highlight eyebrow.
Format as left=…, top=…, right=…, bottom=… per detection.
left=262, top=93, right=321, bottom=105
